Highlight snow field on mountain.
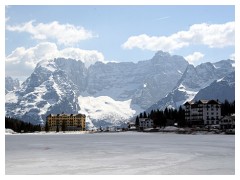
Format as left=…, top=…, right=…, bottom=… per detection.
left=5, top=53, right=235, bottom=126
left=5, top=91, right=18, bottom=103
left=5, top=132, right=235, bottom=175
left=78, top=96, right=138, bottom=125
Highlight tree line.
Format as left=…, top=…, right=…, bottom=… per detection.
left=221, top=100, right=235, bottom=116
left=135, top=106, right=186, bottom=128
left=135, top=99, right=235, bottom=128
left=5, top=117, right=41, bottom=133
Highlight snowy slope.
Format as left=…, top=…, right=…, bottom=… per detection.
left=194, top=72, right=235, bottom=102
left=147, top=60, right=235, bottom=111
left=5, top=51, right=188, bottom=128
left=5, top=59, right=80, bottom=124
left=86, top=51, right=188, bottom=109
left=5, top=51, right=234, bottom=128
left=78, top=96, right=141, bottom=128
left=5, top=76, right=20, bottom=94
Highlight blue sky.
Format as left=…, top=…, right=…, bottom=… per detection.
left=5, top=5, right=235, bottom=80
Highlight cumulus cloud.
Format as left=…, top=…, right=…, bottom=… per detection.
left=6, top=21, right=95, bottom=46
left=5, top=42, right=105, bottom=80
left=184, top=52, right=205, bottom=64
left=122, top=21, right=235, bottom=52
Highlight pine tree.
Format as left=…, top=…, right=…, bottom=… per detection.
left=56, top=125, right=59, bottom=132
left=135, top=116, right=139, bottom=128
left=62, top=120, right=66, bottom=132
left=143, top=111, right=147, bottom=118
left=45, top=120, right=49, bottom=132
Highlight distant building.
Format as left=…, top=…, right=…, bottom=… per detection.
left=184, top=100, right=221, bottom=127
left=127, top=122, right=136, bottom=130
left=220, top=114, right=235, bottom=130
left=46, top=113, right=86, bottom=131
left=139, top=118, right=154, bottom=130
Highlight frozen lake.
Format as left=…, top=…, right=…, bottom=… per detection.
left=5, top=132, right=235, bottom=175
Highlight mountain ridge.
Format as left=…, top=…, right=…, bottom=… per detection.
left=146, top=60, right=235, bottom=112
left=5, top=51, right=235, bottom=128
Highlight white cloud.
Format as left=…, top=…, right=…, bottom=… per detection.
left=122, top=34, right=188, bottom=52
left=184, top=52, right=205, bottom=64
left=5, top=17, right=10, bottom=23
left=122, top=21, right=235, bottom=52
left=230, top=53, right=235, bottom=60
left=5, top=42, right=106, bottom=80
left=6, top=21, right=95, bottom=46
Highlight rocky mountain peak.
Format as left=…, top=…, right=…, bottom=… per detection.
left=5, top=76, right=20, bottom=94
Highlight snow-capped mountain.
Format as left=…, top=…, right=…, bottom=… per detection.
left=86, top=51, right=188, bottom=108
left=5, top=59, right=80, bottom=124
left=146, top=60, right=235, bottom=112
left=5, top=50, right=234, bottom=128
left=5, top=76, right=20, bottom=94
left=194, top=72, right=235, bottom=102
left=5, top=51, right=188, bottom=128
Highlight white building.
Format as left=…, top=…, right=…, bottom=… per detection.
left=220, top=114, right=235, bottom=130
left=139, top=118, right=154, bottom=129
left=184, top=100, right=221, bottom=127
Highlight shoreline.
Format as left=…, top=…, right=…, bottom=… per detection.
left=5, top=129, right=234, bottom=136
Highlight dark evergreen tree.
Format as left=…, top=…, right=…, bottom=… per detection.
left=62, top=120, right=66, bottom=132
left=230, top=101, right=235, bottom=114
left=6, top=117, right=42, bottom=133
left=135, top=116, right=139, bottom=127
left=56, top=125, right=59, bottom=132
left=139, top=113, right=143, bottom=118
left=221, top=100, right=235, bottom=116
left=143, top=111, right=147, bottom=118
left=45, top=120, right=49, bottom=132
left=177, top=106, right=186, bottom=127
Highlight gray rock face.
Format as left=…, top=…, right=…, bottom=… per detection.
left=5, top=51, right=234, bottom=128
left=146, top=60, right=235, bottom=112
left=5, top=51, right=189, bottom=127
left=5, top=59, right=81, bottom=124
left=194, top=72, right=235, bottom=102
left=86, top=51, right=188, bottom=109
left=5, top=77, right=20, bottom=94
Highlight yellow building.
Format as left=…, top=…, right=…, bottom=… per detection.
left=46, top=113, right=86, bottom=131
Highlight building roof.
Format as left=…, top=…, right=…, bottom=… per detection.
left=184, top=99, right=221, bottom=106
left=139, top=118, right=153, bottom=122
left=47, top=113, right=86, bottom=117
left=221, top=115, right=235, bottom=121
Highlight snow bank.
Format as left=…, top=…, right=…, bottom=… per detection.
left=5, top=129, right=17, bottom=134
left=163, top=126, right=179, bottom=131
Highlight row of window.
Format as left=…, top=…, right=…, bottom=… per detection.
left=221, top=119, right=234, bottom=123
left=48, top=122, right=85, bottom=125
left=206, top=120, right=219, bottom=125
left=186, top=105, right=220, bottom=108
left=48, top=118, right=85, bottom=120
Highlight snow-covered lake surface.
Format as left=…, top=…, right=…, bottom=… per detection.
left=5, top=132, right=235, bottom=175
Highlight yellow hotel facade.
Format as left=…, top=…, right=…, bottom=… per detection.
left=46, top=113, right=86, bottom=131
